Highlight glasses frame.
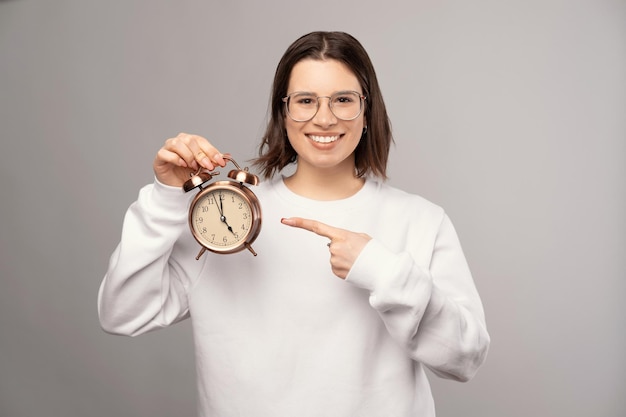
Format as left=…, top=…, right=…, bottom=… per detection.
left=282, top=90, right=367, bottom=122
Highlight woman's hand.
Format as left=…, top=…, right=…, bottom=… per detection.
left=153, top=133, right=227, bottom=187
left=281, top=217, right=372, bottom=279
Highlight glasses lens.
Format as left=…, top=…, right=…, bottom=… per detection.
left=330, top=91, right=363, bottom=120
left=286, top=91, right=364, bottom=122
left=287, top=93, right=318, bottom=122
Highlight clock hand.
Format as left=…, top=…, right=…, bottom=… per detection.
left=215, top=193, right=224, bottom=216
left=222, top=217, right=235, bottom=235
left=216, top=193, right=236, bottom=236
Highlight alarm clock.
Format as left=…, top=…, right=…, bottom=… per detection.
left=183, top=156, right=262, bottom=259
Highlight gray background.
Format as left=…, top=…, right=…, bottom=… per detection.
left=1, top=0, right=624, bottom=416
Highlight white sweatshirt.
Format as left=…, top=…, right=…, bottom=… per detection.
left=98, top=176, right=489, bottom=417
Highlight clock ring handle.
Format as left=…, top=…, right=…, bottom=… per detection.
left=182, top=166, right=220, bottom=192
left=223, top=155, right=260, bottom=186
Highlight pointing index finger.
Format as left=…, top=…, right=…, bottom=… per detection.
left=281, top=217, right=341, bottom=240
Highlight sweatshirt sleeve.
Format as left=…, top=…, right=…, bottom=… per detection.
left=97, top=179, right=200, bottom=337
left=345, top=214, right=490, bottom=382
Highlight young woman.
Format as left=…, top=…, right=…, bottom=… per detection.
left=99, top=31, right=489, bottom=417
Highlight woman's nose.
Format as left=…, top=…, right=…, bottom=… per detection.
left=312, top=97, right=337, bottom=126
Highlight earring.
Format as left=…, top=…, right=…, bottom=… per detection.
left=362, top=126, right=368, bottom=137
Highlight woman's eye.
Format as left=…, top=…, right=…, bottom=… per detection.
left=334, top=95, right=354, bottom=104
left=296, top=96, right=315, bottom=105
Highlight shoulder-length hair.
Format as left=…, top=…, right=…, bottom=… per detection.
left=253, top=31, right=393, bottom=180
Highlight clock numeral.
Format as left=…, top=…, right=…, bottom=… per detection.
left=202, top=206, right=209, bottom=212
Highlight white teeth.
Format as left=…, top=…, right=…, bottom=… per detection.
left=309, top=135, right=339, bottom=143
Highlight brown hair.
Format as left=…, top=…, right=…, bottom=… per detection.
left=253, top=31, right=393, bottom=179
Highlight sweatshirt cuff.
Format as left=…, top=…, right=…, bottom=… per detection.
left=136, top=178, right=194, bottom=223
left=346, top=239, right=398, bottom=291
left=346, top=239, right=433, bottom=313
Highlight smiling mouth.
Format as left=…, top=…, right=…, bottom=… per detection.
left=308, top=134, right=341, bottom=144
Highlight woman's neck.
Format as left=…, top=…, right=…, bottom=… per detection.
left=283, top=163, right=365, bottom=201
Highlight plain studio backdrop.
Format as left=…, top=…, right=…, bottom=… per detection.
left=0, top=1, right=624, bottom=416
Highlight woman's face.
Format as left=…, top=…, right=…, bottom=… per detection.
left=284, top=59, right=365, bottom=174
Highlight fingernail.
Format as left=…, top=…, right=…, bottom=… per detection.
left=214, top=153, right=226, bottom=166
left=201, top=157, right=214, bottom=170
left=281, top=218, right=294, bottom=225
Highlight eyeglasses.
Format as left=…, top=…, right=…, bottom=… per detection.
left=282, top=91, right=367, bottom=122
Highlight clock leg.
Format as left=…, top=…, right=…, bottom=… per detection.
left=245, top=243, right=257, bottom=257
left=195, top=247, right=207, bottom=260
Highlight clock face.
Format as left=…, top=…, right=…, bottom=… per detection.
left=190, top=186, right=256, bottom=252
